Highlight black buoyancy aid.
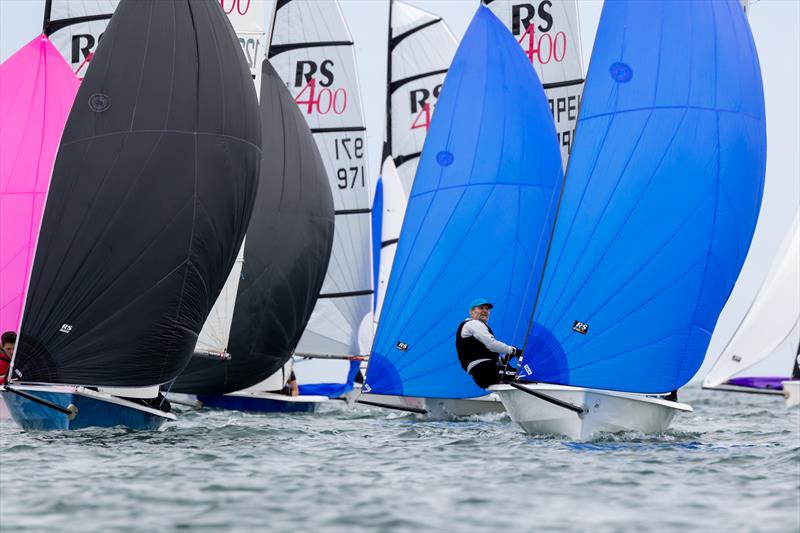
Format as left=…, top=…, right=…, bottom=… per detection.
left=455, top=319, right=497, bottom=372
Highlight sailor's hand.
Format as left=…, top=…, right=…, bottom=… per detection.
left=514, top=348, right=524, bottom=360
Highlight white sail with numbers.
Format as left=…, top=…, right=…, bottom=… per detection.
left=268, top=0, right=373, bottom=358
left=375, top=0, right=457, bottom=324
left=484, top=0, right=584, bottom=168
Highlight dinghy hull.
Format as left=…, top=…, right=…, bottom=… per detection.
left=2, top=385, right=174, bottom=431
left=197, top=392, right=327, bottom=414
left=782, top=381, right=800, bottom=408
left=357, top=392, right=504, bottom=419
left=491, top=383, right=692, bottom=440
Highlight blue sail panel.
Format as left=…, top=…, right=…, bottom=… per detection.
left=365, top=6, right=563, bottom=398
left=372, top=177, right=384, bottom=309
left=521, top=0, right=767, bottom=393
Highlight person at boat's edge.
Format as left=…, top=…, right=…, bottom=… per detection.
left=455, top=299, right=520, bottom=388
left=0, top=331, right=15, bottom=381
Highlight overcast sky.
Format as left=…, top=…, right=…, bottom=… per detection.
left=2, top=0, right=798, bottom=379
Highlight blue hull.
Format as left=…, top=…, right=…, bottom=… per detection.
left=2, top=390, right=168, bottom=431
left=198, top=394, right=319, bottom=413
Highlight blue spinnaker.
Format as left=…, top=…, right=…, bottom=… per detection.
left=372, top=177, right=384, bottom=310
left=365, top=6, right=564, bottom=398
left=299, top=360, right=361, bottom=398
left=521, top=0, right=767, bottom=393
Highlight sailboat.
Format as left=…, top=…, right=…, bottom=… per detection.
left=169, top=57, right=335, bottom=414
left=373, top=0, right=458, bottom=327
left=1, top=0, right=262, bottom=431
left=0, top=35, right=79, bottom=422
left=703, top=212, right=799, bottom=406
left=484, top=0, right=585, bottom=170
left=363, top=6, right=564, bottom=417
left=266, top=0, right=373, bottom=403
left=492, top=0, right=768, bottom=439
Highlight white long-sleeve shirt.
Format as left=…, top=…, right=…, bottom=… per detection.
left=460, top=319, right=514, bottom=355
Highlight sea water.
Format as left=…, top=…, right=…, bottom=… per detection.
left=1, top=385, right=798, bottom=532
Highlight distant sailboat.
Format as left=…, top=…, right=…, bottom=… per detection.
left=492, top=0, right=767, bottom=439
left=170, top=58, right=335, bottom=414
left=2, top=0, right=261, bottom=431
left=484, top=0, right=585, bottom=169
left=363, top=6, right=564, bottom=417
left=703, top=212, right=799, bottom=405
left=373, top=0, right=458, bottom=325
left=267, top=0, right=373, bottom=399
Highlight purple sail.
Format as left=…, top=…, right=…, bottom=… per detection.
left=726, top=376, right=790, bottom=390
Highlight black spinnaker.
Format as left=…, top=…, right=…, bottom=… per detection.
left=11, top=0, right=261, bottom=387
left=171, top=60, right=335, bottom=395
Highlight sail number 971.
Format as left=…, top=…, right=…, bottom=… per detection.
left=335, top=137, right=365, bottom=189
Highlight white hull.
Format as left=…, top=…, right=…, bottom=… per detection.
left=782, top=380, right=800, bottom=408
left=491, top=383, right=692, bottom=440
left=357, top=392, right=504, bottom=419
left=424, top=395, right=505, bottom=419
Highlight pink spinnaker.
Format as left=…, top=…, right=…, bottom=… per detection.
left=0, top=35, right=79, bottom=334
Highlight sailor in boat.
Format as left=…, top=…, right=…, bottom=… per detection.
left=279, top=370, right=299, bottom=397
left=0, top=331, right=15, bottom=380
left=456, top=299, right=520, bottom=388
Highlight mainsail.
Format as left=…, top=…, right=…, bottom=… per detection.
left=374, top=0, right=458, bottom=323
left=704, top=212, right=800, bottom=387
left=43, top=0, right=116, bottom=78
left=484, top=0, right=584, bottom=168
left=268, top=0, right=373, bottom=358
left=171, top=60, right=335, bottom=396
left=0, top=36, right=78, bottom=335
left=192, top=0, right=268, bottom=359
left=520, top=0, right=767, bottom=394
left=10, top=0, right=261, bottom=387
left=364, top=6, right=564, bottom=398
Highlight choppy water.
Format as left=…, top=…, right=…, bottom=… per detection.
left=1, top=385, right=798, bottom=532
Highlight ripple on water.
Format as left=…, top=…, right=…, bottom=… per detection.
left=0, top=385, right=798, bottom=532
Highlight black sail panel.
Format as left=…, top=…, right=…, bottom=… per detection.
left=12, top=0, right=261, bottom=387
left=172, top=60, right=334, bottom=395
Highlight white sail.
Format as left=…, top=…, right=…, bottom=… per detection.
left=374, top=156, right=407, bottom=325
left=269, top=0, right=373, bottom=357
left=704, top=212, right=800, bottom=387
left=222, top=0, right=268, bottom=91
left=375, top=1, right=457, bottom=326
left=192, top=2, right=266, bottom=357
left=195, top=242, right=245, bottom=356
left=387, top=1, right=458, bottom=195
left=485, top=0, right=584, bottom=168
left=45, top=0, right=117, bottom=77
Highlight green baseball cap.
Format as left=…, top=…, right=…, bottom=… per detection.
left=469, top=298, right=493, bottom=309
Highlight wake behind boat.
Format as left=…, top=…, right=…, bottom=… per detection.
left=2, top=0, right=261, bottom=431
